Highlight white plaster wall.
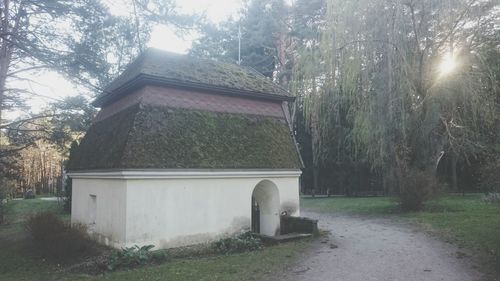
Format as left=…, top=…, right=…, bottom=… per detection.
left=71, top=179, right=127, bottom=247
left=275, top=177, right=301, bottom=217
left=70, top=172, right=300, bottom=249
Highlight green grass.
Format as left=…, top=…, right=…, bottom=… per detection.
left=0, top=238, right=308, bottom=281
left=302, top=194, right=500, bottom=274
left=92, top=242, right=305, bottom=281
left=0, top=199, right=309, bottom=281
left=301, top=196, right=397, bottom=215
left=0, top=198, right=67, bottom=236
left=7, top=199, right=65, bottom=220
left=4, top=195, right=498, bottom=279
left=403, top=196, right=500, bottom=272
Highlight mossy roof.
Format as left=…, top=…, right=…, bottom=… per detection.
left=94, top=48, right=292, bottom=107
left=67, top=104, right=302, bottom=171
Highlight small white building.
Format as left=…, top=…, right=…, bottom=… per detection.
left=68, top=49, right=303, bottom=249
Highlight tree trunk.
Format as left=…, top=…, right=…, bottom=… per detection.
left=312, top=166, right=318, bottom=197
left=0, top=0, right=13, bottom=124
left=450, top=152, right=458, bottom=193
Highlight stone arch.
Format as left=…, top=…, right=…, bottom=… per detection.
left=251, top=180, right=280, bottom=236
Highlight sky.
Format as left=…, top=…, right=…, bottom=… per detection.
left=107, top=0, right=243, bottom=53
left=6, top=0, right=244, bottom=120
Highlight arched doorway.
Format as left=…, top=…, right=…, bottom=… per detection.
left=251, top=180, right=280, bottom=236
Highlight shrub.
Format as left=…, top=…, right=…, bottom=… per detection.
left=63, top=177, right=72, bottom=213
left=24, top=189, right=35, bottom=199
left=0, top=187, right=7, bottom=224
left=0, top=178, right=17, bottom=224
left=397, top=168, right=439, bottom=211
left=0, top=179, right=15, bottom=224
left=106, top=245, right=166, bottom=271
left=63, top=141, right=79, bottom=213
left=213, top=232, right=262, bottom=254
left=25, top=212, right=97, bottom=260
left=478, top=157, right=500, bottom=193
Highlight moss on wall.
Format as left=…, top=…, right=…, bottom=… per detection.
left=68, top=105, right=302, bottom=171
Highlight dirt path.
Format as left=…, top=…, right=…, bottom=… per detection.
left=280, top=211, right=484, bottom=281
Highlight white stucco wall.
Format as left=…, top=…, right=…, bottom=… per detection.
left=71, top=178, right=127, bottom=247
left=70, top=170, right=300, bottom=249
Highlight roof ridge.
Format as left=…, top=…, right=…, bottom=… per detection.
left=103, top=51, right=148, bottom=93
left=240, top=65, right=292, bottom=97
left=94, top=48, right=293, bottom=107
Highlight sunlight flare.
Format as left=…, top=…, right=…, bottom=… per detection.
left=439, top=53, right=457, bottom=75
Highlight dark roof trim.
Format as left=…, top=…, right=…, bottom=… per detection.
left=93, top=73, right=295, bottom=107
left=67, top=168, right=302, bottom=173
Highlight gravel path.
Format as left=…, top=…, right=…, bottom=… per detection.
left=280, top=211, right=484, bottom=281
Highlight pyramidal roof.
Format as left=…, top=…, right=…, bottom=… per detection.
left=94, top=48, right=293, bottom=107
left=69, top=50, right=303, bottom=171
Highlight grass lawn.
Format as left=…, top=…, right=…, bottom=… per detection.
left=301, top=196, right=397, bottom=215
left=90, top=244, right=303, bottom=281
left=302, top=194, right=500, bottom=274
left=0, top=198, right=67, bottom=237
left=0, top=198, right=309, bottom=281
left=0, top=238, right=307, bottom=281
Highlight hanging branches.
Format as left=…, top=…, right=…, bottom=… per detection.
left=292, top=0, right=498, bottom=193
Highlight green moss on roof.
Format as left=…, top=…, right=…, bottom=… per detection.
left=96, top=48, right=290, bottom=106
left=67, top=105, right=139, bottom=171
left=68, top=105, right=302, bottom=171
